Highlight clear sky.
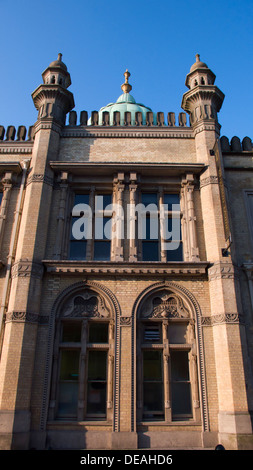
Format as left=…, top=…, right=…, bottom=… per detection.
left=0, top=0, right=252, bottom=141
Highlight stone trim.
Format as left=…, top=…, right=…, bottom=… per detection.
left=5, top=311, right=39, bottom=323
left=26, top=173, right=54, bottom=187
left=61, top=126, right=194, bottom=139
left=201, top=312, right=243, bottom=326
left=199, top=176, right=219, bottom=188
left=11, top=260, right=44, bottom=279
left=208, top=261, right=239, bottom=281
left=43, top=260, right=209, bottom=277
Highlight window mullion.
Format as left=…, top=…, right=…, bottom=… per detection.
left=77, top=319, right=87, bottom=421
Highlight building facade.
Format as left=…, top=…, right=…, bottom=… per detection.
left=0, top=53, right=253, bottom=450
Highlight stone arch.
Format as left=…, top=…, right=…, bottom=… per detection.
left=131, top=281, right=209, bottom=432
left=40, top=280, right=122, bottom=431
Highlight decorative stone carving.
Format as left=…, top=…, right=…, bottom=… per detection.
left=11, top=260, right=44, bottom=279
left=62, top=289, right=110, bottom=318
left=140, top=290, right=190, bottom=319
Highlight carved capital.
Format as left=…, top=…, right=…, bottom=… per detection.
left=11, top=260, right=44, bottom=279
left=201, top=312, right=243, bottom=326
left=208, top=261, right=238, bottom=281
left=5, top=311, right=39, bottom=323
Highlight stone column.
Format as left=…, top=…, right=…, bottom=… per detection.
left=128, top=180, right=138, bottom=262
left=53, top=172, right=69, bottom=260
left=0, top=61, right=74, bottom=449
left=181, top=174, right=199, bottom=262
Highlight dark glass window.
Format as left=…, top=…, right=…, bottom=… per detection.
left=62, top=322, right=81, bottom=343
left=89, top=323, right=108, bottom=343
left=163, top=193, right=180, bottom=211
left=143, top=350, right=164, bottom=420
left=57, top=350, right=80, bottom=418
left=87, top=350, right=107, bottom=417
left=171, top=350, right=192, bottom=419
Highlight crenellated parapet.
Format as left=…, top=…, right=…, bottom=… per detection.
left=220, top=135, right=253, bottom=152
left=66, top=110, right=190, bottom=127
left=0, top=125, right=34, bottom=142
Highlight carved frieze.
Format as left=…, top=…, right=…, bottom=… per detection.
left=208, top=261, right=239, bottom=281
left=140, top=290, right=190, bottom=319
left=61, top=289, right=110, bottom=318
left=201, top=312, right=242, bottom=326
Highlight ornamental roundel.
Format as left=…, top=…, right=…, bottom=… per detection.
left=61, top=289, right=110, bottom=318
left=140, top=289, right=190, bottom=319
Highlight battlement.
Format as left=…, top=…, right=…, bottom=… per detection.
left=66, top=110, right=190, bottom=127
left=0, top=125, right=34, bottom=142
left=221, top=135, right=253, bottom=152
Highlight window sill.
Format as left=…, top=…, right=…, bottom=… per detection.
left=47, top=419, right=112, bottom=428
left=137, top=419, right=202, bottom=427
left=43, top=260, right=209, bottom=278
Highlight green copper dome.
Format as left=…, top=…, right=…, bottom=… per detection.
left=88, top=70, right=157, bottom=126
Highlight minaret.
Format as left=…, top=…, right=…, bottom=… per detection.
left=32, top=52, right=74, bottom=126
left=182, top=56, right=252, bottom=448
left=0, top=55, right=74, bottom=449
left=181, top=53, right=224, bottom=130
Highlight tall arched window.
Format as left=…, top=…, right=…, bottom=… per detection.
left=137, top=289, right=200, bottom=423
left=48, top=289, right=114, bottom=422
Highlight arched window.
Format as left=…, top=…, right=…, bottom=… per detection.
left=48, top=289, right=114, bottom=421
left=137, top=289, right=200, bottom=423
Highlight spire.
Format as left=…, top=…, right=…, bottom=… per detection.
left=121, top=69, right=132, bottom=94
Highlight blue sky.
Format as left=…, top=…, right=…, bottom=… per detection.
left=0, top=0, right=252, bottom=141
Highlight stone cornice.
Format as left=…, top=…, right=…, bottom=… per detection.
left=42, top=260, right=209, bottom=277
left=61, top=125, right=194, bottom=139
left=0, top=143, right=33, bottom=154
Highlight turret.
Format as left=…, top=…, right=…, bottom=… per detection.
left=181, top=54, right=224, bottom=129
left=31, top=53, right=75, bottom=126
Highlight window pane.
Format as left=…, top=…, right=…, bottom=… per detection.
left=95, top=217, right=112, bottom=240
left=89, top=323, right=108, bottom=343
left=168, top=324, right=187, bottom=344
left=94, top=241, right=111, bottom=261
left=144, top=216, right=159, bottom=240
left=58, top=382, right=78, bottom=417
left=143, top=350, right=162, bottom=380
left=144, top=326, right=161, bottom=343
left=69, top=240, right=87, bottom=260
left=171, top=351, right=189, bottom=381
left=171, top=383, right=192, bottom=416
left=171, top=351, right=192, bottom=417
left=141, top=193, right=158, bottom=206
left=164, top=194, right=180, bottom=210
left=62, top=322, right=81, bottom=342
left=88, top=351, right=107, bottom=380
left=87, top=382, right=107, bottom=415
left=166, top=242, right=183, bottom=261
left=142, top=241, right=159, bottom=261
left=96, top=194, right=112, bottom=210
left=60, top=350, right=80, bottom=381
left=74, top=194, right=90, bottom=205
left=143, top=383, right=164, bottom=414
left=165, top=216, right=181, bottom=239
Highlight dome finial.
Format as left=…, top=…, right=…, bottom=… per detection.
left=121, top=69, right=132, bottom=94
left=196, top=53, right=200, bottom=62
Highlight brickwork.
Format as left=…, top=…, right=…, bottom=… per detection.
left=0, top=54, right=252, bottom=450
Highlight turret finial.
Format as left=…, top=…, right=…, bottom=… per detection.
left=121, top=69, right=132, bottom=94
left=195, top=53, right=200, bottom=62
left=58, top=53, right=62, bottom=62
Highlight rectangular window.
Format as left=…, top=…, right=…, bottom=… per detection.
left=94, top=194, right=112, bottom=261
left=141, top=193, right=159, bottom=261
left=70, top=192, right=112, bottom=261
left=170, top=350, right=192, bottom=419
left=57, top=350, right=80, bottom=418
left=142, top=350, right=164, bottom=420
left=69, top=194, right=90, bottom=260
left=163, top=194, right=183, bottom=262
left=86, top=350, right=107, bottom=417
